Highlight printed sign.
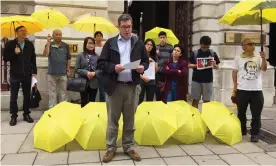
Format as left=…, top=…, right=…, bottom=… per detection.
left=197, top=57, right=213, bottom=70
left=69, top=44, right=78, bottom=53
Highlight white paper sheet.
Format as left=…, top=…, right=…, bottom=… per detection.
left=123, top=59, right=141, bottom=69
left=143, top=62, right=155, bottom=80
left=31, top=76, right=37, bottom=90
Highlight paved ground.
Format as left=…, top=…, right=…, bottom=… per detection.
left=1, top=105, right=276, bottom=165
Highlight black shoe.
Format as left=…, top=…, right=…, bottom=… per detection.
left=251, top=135, right=259, bottom=143
left=10, top=117, right=17, bottom=126
left=23, top=115, right=34, bottom=123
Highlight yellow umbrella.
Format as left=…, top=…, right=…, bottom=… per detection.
left=134, top=101, right=177, bottom=145
left=34, top=106, right=85, bottom=152
left=70, top=16, right=118, bottom=34
left=75, top=102, right=123, bottom=150
left=145, top=27, right=179, bottom=46
left=202, top=101, right=242, bottom=146
left=219, top=0, right=276, bottom=51
left=167, top=101, right=207, bottom=144
left=1, top=15, right=44, bottom=37
left=31, top=9, right=70, bottom=28
left=46, top=101, right=81, bottom=114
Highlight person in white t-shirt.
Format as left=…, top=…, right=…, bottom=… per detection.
left=232, top=38, right=267, bottom=143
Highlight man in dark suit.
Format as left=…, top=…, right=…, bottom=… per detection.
left=3, top=26, right=37, bottom=126
left=97, top=14, right=149, bottom=163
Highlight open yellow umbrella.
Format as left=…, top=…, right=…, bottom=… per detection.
left=71, top=16, right=118, bottom=34
left=1, top=15, right=44, bottom=37
left=219, top=0, right=276, bottom=51
left=31, top=9, right=70, bottom=28
left=202, top=101, right=242, bottom=146
left=75, top=102, right=123, bottom=150
left=134, top=101, right=177, bottom=145
left=34, top=106, right=85, bottom=152
left=145, top=27, right=179, bottom=46
left=167, top=101, right=207, bottom=144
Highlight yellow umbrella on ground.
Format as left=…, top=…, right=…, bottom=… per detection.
left=70, top=16, right=118, bottom=34
left=46, top=101, right=81, bottom=114
left=31, top=9, right=70, bottom=28
left=145, top=27, right=179, bottom=46
left=219, top=0, right=276, bottom=51
left=34, top=106, right=85, bottom=152
left=202, top=101, right=242, bottom=146
left=1, top=15, right=44, bottom=37
left=75, top=102, right=123, bottom=150
left=167, top=101, right=207, bottom=144
left=134, top=101, right=177, bottom=146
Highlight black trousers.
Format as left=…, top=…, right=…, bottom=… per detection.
left=155, top=72, right=165, bottom=101
left=10, top=76, right=32, bottom=118
left=139, top=84, right=156, bottom=104
left=236, top=90, right=264, bottom=135
left=80, top=87, right=98, bottom=107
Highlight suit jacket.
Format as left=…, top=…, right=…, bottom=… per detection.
left=75, top=52, right=100, bottom=89
left=97, top=35, right=149, bottom=96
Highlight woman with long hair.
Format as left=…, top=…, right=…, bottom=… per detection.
left=139, top=38, right=158, bottom=104
left=75, top=37, right=101, bottom=107
left=162, top=44, right=188, bottom=103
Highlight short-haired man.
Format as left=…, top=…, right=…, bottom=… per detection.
left=43, top=29, right=71, bottom=108
left=97, top=14, right=149, bottom=163
left=232, top=39, right=267, bottom=142
left=189, top=36, right=220, bottom=108
left=156, top=31, right=173, bottom=101
left=94, top=31, right=106, bottom=102
left=3, top=26, right=37, bottom=126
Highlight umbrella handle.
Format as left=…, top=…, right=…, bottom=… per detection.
left=260, top=9, right=263, bottom=52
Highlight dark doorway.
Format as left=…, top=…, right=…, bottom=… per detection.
left=268, top=23, right=276, bottom=87
left=128, top=1, right=169, bottom=41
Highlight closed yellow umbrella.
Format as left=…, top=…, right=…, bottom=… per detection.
left=134, top=101, right=177, bottom=145
left=71, top=16, right=118, bottom=34
left=145, top=27, right=179, bottom=46
left=75, top=102, right=123, bottom=150
left=34, top=105, right=85, bottom=152
left=202, top=101, right=242, bottom=145
left=1, top=15, right=44, bottom=37
left=168, top=101, right=207, bottom=144
left=31, top=9, right=70, bottom=28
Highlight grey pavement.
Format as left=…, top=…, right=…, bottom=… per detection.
left=1, top=104, right=276, bottom=165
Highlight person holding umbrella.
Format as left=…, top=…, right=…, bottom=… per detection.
left=3, top=26, right=37, bottom=126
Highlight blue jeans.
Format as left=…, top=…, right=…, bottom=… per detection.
left=167, top=82, right=177, bottom=102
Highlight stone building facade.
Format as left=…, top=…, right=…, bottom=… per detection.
left=1, top=0, right=275, bottom=110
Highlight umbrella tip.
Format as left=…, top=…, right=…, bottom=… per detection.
left=48, top=114, right=51, bottom=118
left=148, top=111, right=149, bottom=115
left=192, top=114, right=194, bottom=116
left=98, top=114, right=99, bottom=117
left=230, top=113, right=233, bottom=115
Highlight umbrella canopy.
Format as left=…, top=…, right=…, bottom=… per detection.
left=219, top=0, right=276, bottom=25
left=1, top=15, right=44, bottom=37
left=168, top=101, right=207, bottom=144
left=134, top=101, right=177, bottom=145
left=145, top=27, right=179, bottom=46
left=202, top=101, right=242, bottom=146
left=75, top=102, right=123, bottom=150
left=31, top=9, right=70, bottom=28
left=34, top=105, right=85, bottom=152
left=70, top=16, right=118, bottom=34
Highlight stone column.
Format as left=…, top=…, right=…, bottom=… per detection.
left=191, top=0, right=275, bottom=107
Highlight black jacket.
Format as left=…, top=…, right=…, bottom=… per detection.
left=97, top=35, right=149, bottom=96
left=3, top=38, right=37, bottom=77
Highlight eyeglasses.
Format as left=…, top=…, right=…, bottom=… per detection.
left=244, top=42, right=255, bottom=46
left=120, top=26, right=132, bottom=30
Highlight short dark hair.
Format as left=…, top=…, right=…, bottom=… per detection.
left=83, top=37, right=95, bottom=55
left=118, top=14, right=133, bottom=26
left=173, top=44, right=183, bottom=54
left=200, top=36, right=212, bottom=45
left=158, top=31, right=166, bottom=37
left=94, top=31, right=103, bottom=38
left=15, top=26, right=25, bottom=32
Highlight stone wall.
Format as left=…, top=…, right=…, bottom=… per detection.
left=190, top=0, right=275, bottom=107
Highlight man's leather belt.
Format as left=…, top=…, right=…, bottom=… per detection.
left=117, top=81, right=133, bottom=85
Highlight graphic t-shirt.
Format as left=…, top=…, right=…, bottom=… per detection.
left=232, top=54, right=263, bottom=91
